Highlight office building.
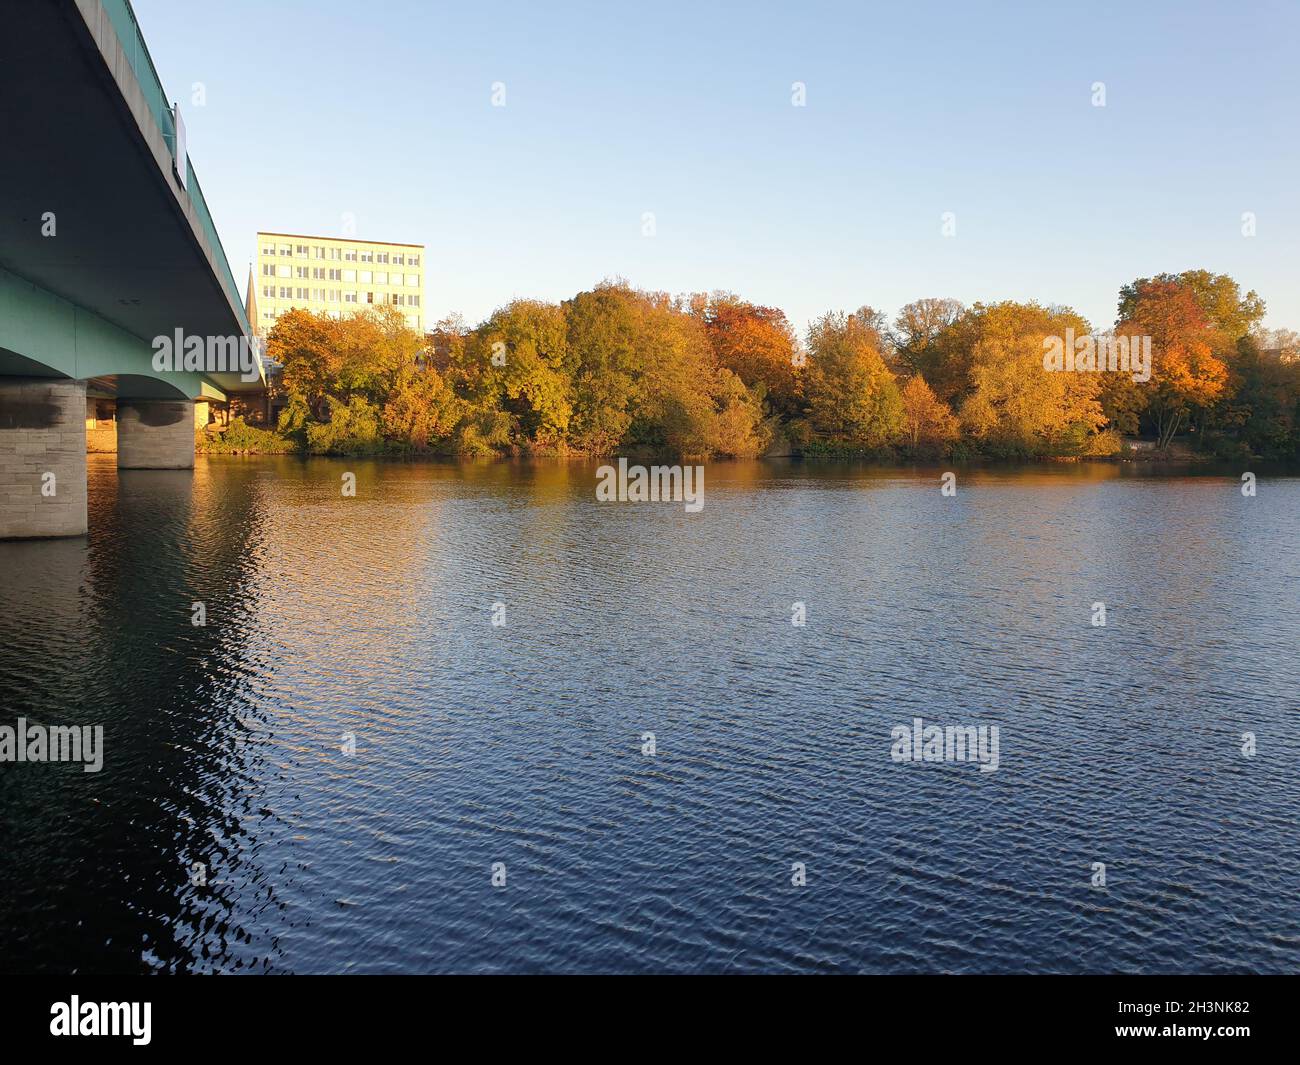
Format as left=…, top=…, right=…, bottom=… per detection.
left=253, top=231, right=425, bottom=334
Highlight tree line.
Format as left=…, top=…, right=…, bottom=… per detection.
left=234, top=269, right=1300, bottom=461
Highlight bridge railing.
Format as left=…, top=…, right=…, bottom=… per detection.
left=100, top=0, right=251, bottom=335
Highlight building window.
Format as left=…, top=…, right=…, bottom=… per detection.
left=360, top=251, right=373, bottom=263
left=327, top=290, right=338, bottom=302
left=279, top=244, right=292, bottom=256
left=345, top=292, right=357, bottom=303
left=409, top=255, right=420, bottom=267
left=279, top=286, right=291, bottom=298
left=262, top=244, right=275, bottom=255
left=314, top=246, right=326, bottom=258
left=366, top=292, right=374, bottom=304
left=374, top=271, right=387, bottom=284
left=410, top=295, right=420, bottom=307
left=406, top=274, right=419, bottom=286
left=296, top=266, right=308, bottom=278
left=329, top=247, right=341, bottom=260
left=328, top=269, right=341, bottom=281
left=277, top=264, right=291, bottom=278
left=343, top=269, right=356, bottom=282
left=262, top=264, right=274, bottom=276
left=344, top=250, right=357, bottom=262
left=295, top=244, right=308, bottom=256
left=262, top=285, right=274, bottom=298
left=393, top=254, right=405, bottom=266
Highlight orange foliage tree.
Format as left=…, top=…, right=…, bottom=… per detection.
left=1117, top=280, right=1228, bottom=448
left=898, top=375, right=958, bottom=455
left=697, top=293, right=802, bottom=418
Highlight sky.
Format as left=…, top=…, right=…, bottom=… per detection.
left=132, top=0, right=1300, bottom=336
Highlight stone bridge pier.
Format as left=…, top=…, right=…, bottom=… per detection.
left=0, top=378, right=89, bottom=539
left=117, top=399, right=195, bottom=470
left=1, top=380, right=196, bottom=539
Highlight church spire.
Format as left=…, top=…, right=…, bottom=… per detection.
left=244, top=263, right=260, bottom=336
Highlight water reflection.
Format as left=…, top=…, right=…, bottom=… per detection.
left=1, top=456, right=1298, bottom=973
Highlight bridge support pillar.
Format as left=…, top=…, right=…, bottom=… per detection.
left=0, top=377, right=88, bottom=539
left=117, top=400, right=195, bottom=470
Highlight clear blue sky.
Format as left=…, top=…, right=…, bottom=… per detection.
left=134, top=0, right=1299, bottom=336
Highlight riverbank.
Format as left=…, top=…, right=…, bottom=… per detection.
left=196, top=418, right=1230, bottom=467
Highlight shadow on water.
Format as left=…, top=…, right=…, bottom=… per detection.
left=0, top=457, right=275, bottom=973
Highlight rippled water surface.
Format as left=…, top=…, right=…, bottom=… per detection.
left=1, top=455, right=1298, bottom=973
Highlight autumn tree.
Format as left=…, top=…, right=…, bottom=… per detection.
left=466, top=300, right=572, bottom=447
left=268, top=308, right=345, bottom=421
left=269, top=306, right=441, bottom=453
left=890, top=298, right=964, bottom=377
left=804, top=309, right=903, bottom=447
left=898, top=375, right=958, bottom=455
left=336, top=305, right=428, bottom=404
left=707, top=368, right=772, bottom=457
left=955, top=302, right=1106, bottom=456
left=1116, top=280, right=1228, bottom=448
left=1118, top=270, right=1264, bottom=345
left=381, top=363, right=460, bottom=449
left=697, top=293, right=802, bottom=418
left=260, top=275, right=1295, bottom=461
left=919, top=307, right=984, bottom=407
left=562, top=282, right=646, bottom=453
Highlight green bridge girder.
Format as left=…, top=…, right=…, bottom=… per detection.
left=0, top=266, right=222, bottom=401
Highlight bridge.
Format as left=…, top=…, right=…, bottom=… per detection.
left=0, top=0, right=264, bottom=539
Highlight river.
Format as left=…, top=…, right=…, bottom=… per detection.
left=1, top=455, right=1297, bottom=973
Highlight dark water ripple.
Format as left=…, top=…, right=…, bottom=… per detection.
left=0, top=456, right=1297, bottom=973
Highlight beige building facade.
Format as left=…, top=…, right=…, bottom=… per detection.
left=254, top=232, right=425, bottom=334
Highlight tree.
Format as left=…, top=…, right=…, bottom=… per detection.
left=1116, top=280, right=1228, bottom=448
left=898, top=375, right=958, bottom=455
left=707, top=368, right=772, bottom=457
left=562, top=283, right=645, bottom=453
left=1250, top=326, right=1300, bottom=362
left=1118, top=270, right=1264, bottom=344
left=305, top=395, right=384, bottom=454
left=920, top=306, right=984, bottom=407
left=804, top=309, right=903, bottom=447
left=1207, top=334, right=1300, bottom=459
left=955, top=302, right=1106, bottom=456
left=697, top=293, right=802, bottom=418
left=268, top=308, right=344, bottom=421
left=890, top=298, right=964, bottom=376
left=468, top=300, right=572, bottom=447
left=381, top=363, right=460, bottom=449
left=269, top=306, right=436, bottom=453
